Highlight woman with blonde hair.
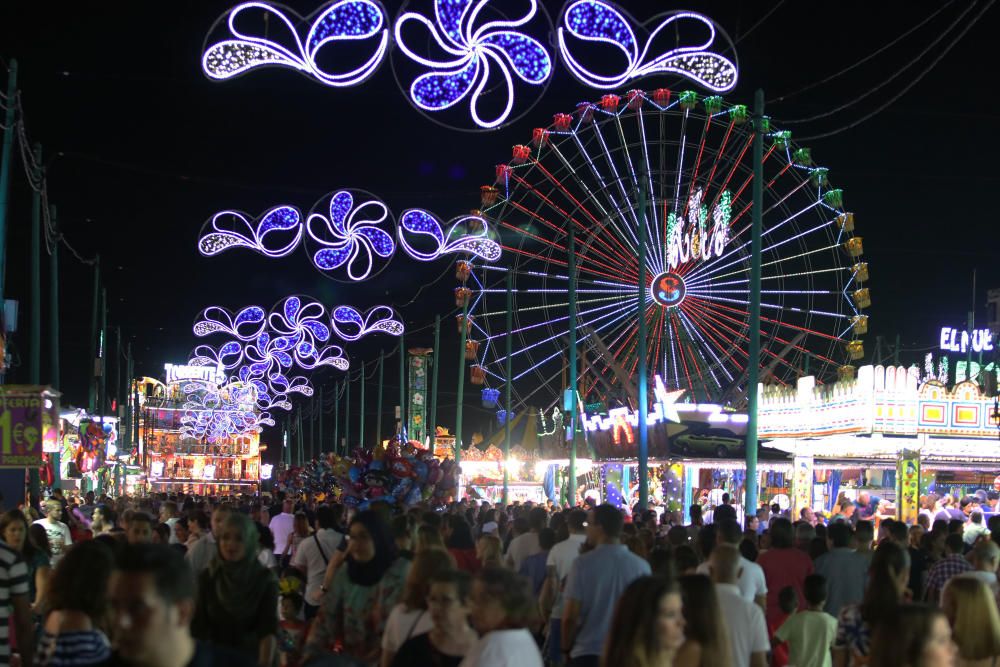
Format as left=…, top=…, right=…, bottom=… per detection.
left=476, top=533, right=503, bottom=569
left=942, top=577, right=1000, bottom=666
left=603, top=576, right=685, bottom=667
left=674, top=574, right=732, bottom=667
left=415, top=524, right=447, bottom=553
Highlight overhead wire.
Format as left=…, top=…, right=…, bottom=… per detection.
left=768, top=1, right=956, bottom=105
left=733, top=0, right=787, bottom=45
left=779, top=1, right=980, bottom=125
left=796, top=0, right=994, bottom=141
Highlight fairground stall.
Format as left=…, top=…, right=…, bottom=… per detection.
left=138, top=364, right=262, bottom=495
left=55, top=410, right=122, bottom=494
left=758, top=358, right=1000, bottom=524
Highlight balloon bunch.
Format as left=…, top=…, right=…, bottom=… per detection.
left=275, top=439, right=459, bottom=510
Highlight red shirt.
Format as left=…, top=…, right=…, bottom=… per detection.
left=757, top=547, right=815, bottom=628
left=448, top=547, right=481, bottom=573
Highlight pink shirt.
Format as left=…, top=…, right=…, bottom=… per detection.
left=758, top=547, right=815, bottom=627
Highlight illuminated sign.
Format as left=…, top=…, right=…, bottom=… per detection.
left=261, top=463, right=273, bottom=480
left=939, top=327, right=994, bottom=354
left=164, top=363, right=225, bottom=386
left=667, top=189, right=731, bottom=271
left=203, top=464, right=217, bottom=480
left=651, top=272, right=686, bottom=308
left=151, top=461, right=164, bottom=477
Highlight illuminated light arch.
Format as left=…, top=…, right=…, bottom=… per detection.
left=557, top=2, right=738, bottom=92
left=305, top=189, right=396, bottom=282
left=198, top=206, right=302, bottom=258
left=201, top=1, right=738, bottom=129
left=201, top=0, right=390, bottom=87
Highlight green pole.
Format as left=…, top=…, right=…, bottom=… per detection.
left=97, top=288, right=108, bottom=495
left=0, top=60, right=18, bottom=308
left=345, top=375, right=351, bottom=455
left=398, top=333, right=406, bottom=436
left=745, top=89, right=765, bottom=516
left=567, top=226, right=578, bottom=508
left=456, top=300, right=469, bottom=466
left=376, top=351, right=384, bottom=448
left=309, top=395, right=315, bottom=461
left=637, top=170, right=649, bottom=511
left=284, top=414, right=291, bottom=466
left=333, top=381, right=340, bottom=457
left=429, top=315, right=441, bottom=452
left=115, top=327, right=121, bottom=495
left=28, top=144, right=41, bottom=499
left=297, top=408, right=304, bottom=466
left=49, top=204, right=60, bottom=392
left=49, top=206, right=60, bottom=489
left=359, top=361, right=366, bottom=450
left=88, top=257, right=100, bottom=412
left=318, top=386, right=324, bottom=456
left=29, top=144, right=41, bottom=384
left=503, top=270, right=513, bottom=506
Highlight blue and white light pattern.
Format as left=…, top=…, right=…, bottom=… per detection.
left=306, top=190, right=396, bottom=281
left=199, top=206, right=302, bottom=258
left=397, top=209, right=502, bottom=262
left=393, top=0, right=552, bottom=129
left=330, top=304, right=404, bottom=342
left=198, top=192, right=502, bottom=281
left=558, top=2, right=737, bottom=92
left=202, top=0, right=389, bottom=87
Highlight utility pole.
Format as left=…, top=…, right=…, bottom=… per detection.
left=49, top=205, right=59, bottom=390
left=29, top=144, right=41, bottom=384
left=456, top=301, right=469, bottom=466
left=318, top=386, right=324, bottom=457
left=504, top=270, right=513, bottom=506
left=637, top=169, right=648, bottom=510
left=88, top=257, right=100, bottom=412
left=0, top=59, right=18, bottom=311
left=398, top=333, right=406, bottom=436
left=359, top=362, right=366, bottom=450
left=333, top=380, right=339, bottom=457
left=567, top=227, right=578, bottom=507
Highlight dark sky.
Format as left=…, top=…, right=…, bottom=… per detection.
left=0, top=1, right=996, bottom=456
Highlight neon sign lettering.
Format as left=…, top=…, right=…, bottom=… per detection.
left=940, top=327, right=994, bottom=354
left=667, top=188, right=731, bottom=270
left=165, top=363, right=226, bottom=386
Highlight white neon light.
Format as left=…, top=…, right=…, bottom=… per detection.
left=165, top=363, right=226, bottom=386
left=667, top=189, right=731, bottom=271
left=940, top=327, right=994, bottom=354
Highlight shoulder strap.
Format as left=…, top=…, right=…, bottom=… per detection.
left=404, top=610, right=426, bottom=642
left=314, top=533, right=329, bottom=565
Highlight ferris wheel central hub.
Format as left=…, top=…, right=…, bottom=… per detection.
left=650, top=271, right=687, bottom=308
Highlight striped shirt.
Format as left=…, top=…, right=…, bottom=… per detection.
left=0, top=542, right=29, bottom=664
left=36, top=629, right=111, bottom=666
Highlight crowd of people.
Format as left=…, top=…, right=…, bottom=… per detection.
left=0, top=486, right=998, bottom=666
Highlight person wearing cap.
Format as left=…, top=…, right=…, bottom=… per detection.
left=481, top=521, right=499, bottom=536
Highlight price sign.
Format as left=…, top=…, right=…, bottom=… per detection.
left=0, top=387, right=58, bottom=468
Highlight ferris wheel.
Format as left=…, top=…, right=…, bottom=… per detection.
left=464, top=89, right=869, bottom=411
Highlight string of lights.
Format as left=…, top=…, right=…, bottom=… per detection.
left=796, top=0, right=994, bottom=141
left=780, top=1, right=980, bottom=126
left=768, top=1, right=954, bottom=105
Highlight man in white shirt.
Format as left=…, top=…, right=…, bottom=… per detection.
left=696, top=518, right=767, bottom=609
left=269, top=497, right=296, bottom=553
left=159, top=501, right=180, bottom=544
left=505, top=507, right=547, bottom=571
left=540, top=509, right=587, bottom=665
left=33, top=499, right=72, bottom=566
left=291, top=505, right=343, bottom=619
left=710, top=543, right=769, bottom=667
left=186, top=504, right=231, bottom=574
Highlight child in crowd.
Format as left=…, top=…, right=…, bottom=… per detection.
left=770, top=586, right=796, bottom=667
left=773, top=574, right=838, bottom=667
left=278, top=591, right=308, bottom=667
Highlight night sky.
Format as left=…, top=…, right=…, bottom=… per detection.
left=0, top=1, right=996, bottom=459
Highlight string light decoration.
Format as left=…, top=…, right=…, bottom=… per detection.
left=306, top=189, right=396, bottom=282
left=464, top=89, right=868, bottom=409
left=201, top=0, right=390, bottom=86
left=198, top=194, right=502, bottom=282
left=392, top=0, right=553, bottom=129
left=201, top=1, right=738, bottom=129
left=558, top=3, right=738, bottom=92
left=330, top=304, right=404, bottom=342
left=198, top=206, right=302, bottom=258
left=398, top=210, right=501, bottom=262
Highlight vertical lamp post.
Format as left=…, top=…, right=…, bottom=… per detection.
left=745, top=89, right=766, bottom=515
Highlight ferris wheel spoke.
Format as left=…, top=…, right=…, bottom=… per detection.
left=636, top=110, right=666, bottom=273
left=611, top=113, right=662, bottom=276
left=702, top=120, right=737, bottom=205
left=674, top=305, right=737, bottom=384
left=506, top=171, right=638, bottom=274
left=694, top=247, right=845, bottom=285
left=586, top=119, right=645, bottom=251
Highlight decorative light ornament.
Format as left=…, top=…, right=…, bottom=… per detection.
left=198, top=206, right=302, bottom=258
left=393, top=0, right=553, bottom=129
left=305, top=190, right=396, bottom=281
left=331, top=304, right=404, bottom=341
left=398, top=209, right=502, bottom=262
left=202, top=1, right=389, bottom=87
left=193, top=305, right=267, bottom=340
left=557, top=3, right=738, bottom=92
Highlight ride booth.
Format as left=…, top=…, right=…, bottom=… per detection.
left=759, top=364, right=1000, bottom=525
